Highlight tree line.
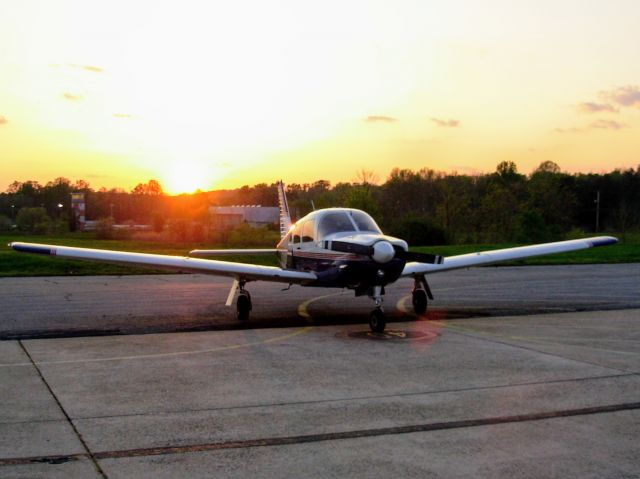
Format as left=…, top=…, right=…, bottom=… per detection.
left=1, top=161, right=638, bottom=244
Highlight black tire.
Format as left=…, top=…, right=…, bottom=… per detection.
left=369, top=308, right=386, bottom=333
left=236, top=293, right=252, bottom=321
left=412, top=289, right=428, bottom=315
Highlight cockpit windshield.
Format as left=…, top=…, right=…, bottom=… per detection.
left=348, top=210, right=381, bottom=233
left=317, top=210, right=382, bottom=238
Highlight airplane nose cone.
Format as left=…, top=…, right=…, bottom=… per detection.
left=372, top=241, right=395, bottom=263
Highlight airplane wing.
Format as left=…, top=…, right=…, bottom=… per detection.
left=189, top=248, right=279, bottom=256
left=9, top=242, right=316, bottom=284
left=401, top=236, right=618, bottom=277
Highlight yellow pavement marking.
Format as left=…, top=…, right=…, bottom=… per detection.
left=1, top=327, right=313, bottom=368
left=396, top=295, right=413, bottom=315
left=2, top=291, right=345, bottom=368
left=297, top=291, right=344, bottom=321
left=396, top=294, right=445, bottom=326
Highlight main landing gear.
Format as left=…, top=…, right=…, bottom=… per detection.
left=236, top=280, right=252, bottom=321
left=412, top=275, right=432, bottom=315
left=368, top=285, right=386, bottom=333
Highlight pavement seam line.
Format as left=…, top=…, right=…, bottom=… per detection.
left=17, top=340, right=108, bottom=479
left=2, top=401, right=639, bottom=465
left=396, top=295, right=639, bottom=376
left=444, top=326, right=638, bottom=376
left=65, top=372, right=639, bottom=422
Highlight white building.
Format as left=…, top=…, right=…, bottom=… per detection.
left=209, top=205, right=279, bottom=230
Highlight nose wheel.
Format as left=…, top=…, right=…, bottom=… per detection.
left=369, top=308, right=386, bottom=333
left=368, top=285, right=387, bottom=333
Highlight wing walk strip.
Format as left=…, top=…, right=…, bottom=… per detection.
left=2, top=401, right=640, bottom=466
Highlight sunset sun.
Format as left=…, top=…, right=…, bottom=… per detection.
left=159, top=161, right=216, bottom=195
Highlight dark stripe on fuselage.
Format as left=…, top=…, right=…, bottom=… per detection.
left=11, top=244, right=55, bottom=256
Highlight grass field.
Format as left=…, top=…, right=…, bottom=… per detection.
left=1, top=232, right=638, bottom=277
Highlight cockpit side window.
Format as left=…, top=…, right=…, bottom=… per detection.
left=349, top=211, right=382, bottom=233
left=301, top=220, right=316, bottom=243
left=290, top=222, right=302, bottom=243
left=317, top=212, right=356, bottom=237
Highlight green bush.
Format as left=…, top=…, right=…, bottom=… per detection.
left=95, top=217, right=115, bottom=239
left=228, top=223, right=280, bottom=247
left=389, top=214, right=446, bottom=246
left=16, top=207, right=50, bottom=234
left=0, top=215, right=12, bottom=231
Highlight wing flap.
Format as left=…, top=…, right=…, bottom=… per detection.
left=10, top=242, right=316, bottom=284
left=401, top=236, right=618, bottom=277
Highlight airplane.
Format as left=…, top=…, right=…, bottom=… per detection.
left=10, top=181, right=618, bottom=333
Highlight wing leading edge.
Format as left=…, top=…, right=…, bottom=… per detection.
left=9, top=242, right=316, bottom=284
left=401, top=236, right=618, bottom=277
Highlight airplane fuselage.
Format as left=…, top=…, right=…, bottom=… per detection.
left=276, top=208, right=408, bottom=291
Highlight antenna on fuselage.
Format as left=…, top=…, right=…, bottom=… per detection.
left=276, top=180, right=292, bottom=239
left=310, top=200, right=316, bottom=211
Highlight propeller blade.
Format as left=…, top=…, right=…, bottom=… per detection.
left=398, top=251, right=444, bottom=264
left=329, top=240, right=443, bottom=265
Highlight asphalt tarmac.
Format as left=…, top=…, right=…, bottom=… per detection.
left=1, top=263, right=639, bottom=339
left=0, top=263, right=639, bottom=478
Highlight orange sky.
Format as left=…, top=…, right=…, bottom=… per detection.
left=1, top=0, right=639, bottom=194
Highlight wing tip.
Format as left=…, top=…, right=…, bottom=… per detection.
left=588, top=236, right=618, bottom=247
left=10, top=242, right=55, bottom=255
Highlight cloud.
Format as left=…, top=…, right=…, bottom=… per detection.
left=113, top=113, right=133, bottom=119
left=555, top=119, right=628, bottom=133
left=431, top=118, right=460, bottom=128
left=63, top=92, right=83, bottom=101
left=0, top=115, right=7, bottom=125
left=554, top=127, right=584, bottom=134
left=68, top=63, right=103, bottom=73
left=577, top=102, right=618, bottom=114
left=600, top=85, right=640, bottom=107
left=589, top=119, right=627, bottom=130
left=363, top=115, right=397, bottom=123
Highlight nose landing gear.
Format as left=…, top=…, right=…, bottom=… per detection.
left=368, top=285, right=386, bottom=333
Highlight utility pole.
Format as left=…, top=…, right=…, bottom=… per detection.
left=595, top=190, right=600, bottom=233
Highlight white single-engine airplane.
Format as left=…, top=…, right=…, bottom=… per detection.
left=10, top=182, right=617, bottom=333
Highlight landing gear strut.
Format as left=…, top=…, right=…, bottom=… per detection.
left=236, top=280, right=252, bottom=321
left=368, top=285, right=386, bottom=333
